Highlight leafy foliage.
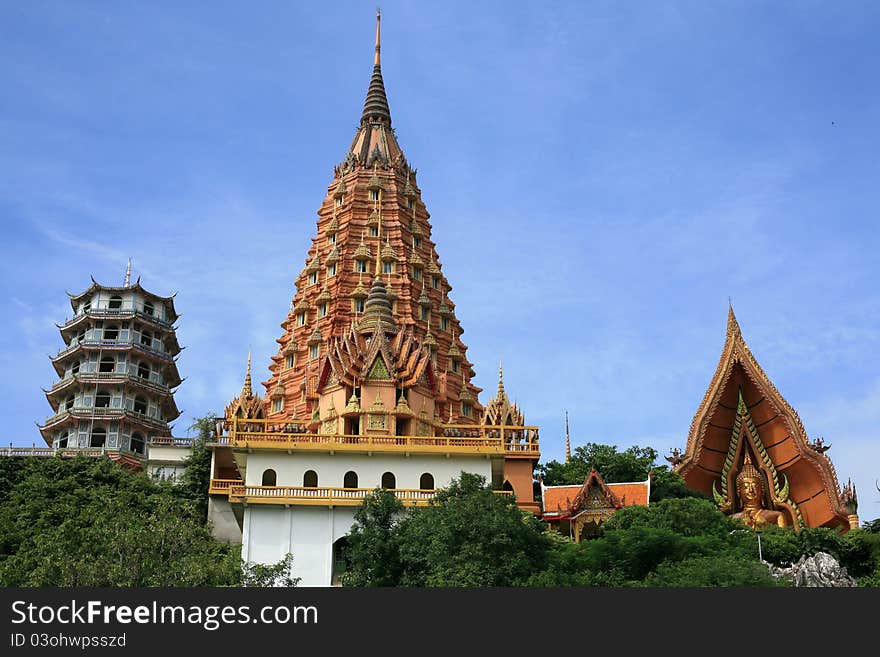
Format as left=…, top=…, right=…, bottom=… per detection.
left=173, top=415, right=216, bottom=522
left=397, top=473, right=549, bottom=586
left=0, top=454, right=295, bottom=586
left=343, top=473, right=549, bottom=587
left=536, top=442, right=707, bottom=503
left=644, top=554, right=784, bottom=587
left=538, top=443, right=657, bottom=486
left=341, top=488, right=405, bottom=587
left=242, top=553, right=301, bottom=587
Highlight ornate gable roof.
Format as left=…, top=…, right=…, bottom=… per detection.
left=676, top=306, right=850, bottom=530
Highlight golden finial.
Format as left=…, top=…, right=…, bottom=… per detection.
left=374, top=8, right=381, bottom=66
left=727, top=300, right=742, bottom=338
left=242, top=351, right=253, bottom=398
left=565, top=410, right=571, bottom=463
left=497, top=359, right=505, bottom=399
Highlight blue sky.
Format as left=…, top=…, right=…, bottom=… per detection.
left=1, top=2, right=878, bottom=521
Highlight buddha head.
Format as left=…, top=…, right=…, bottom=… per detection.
left=735, top=452, right=764, bottom=509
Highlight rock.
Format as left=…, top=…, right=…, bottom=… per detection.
left=767, top=552, right=857, bottom=587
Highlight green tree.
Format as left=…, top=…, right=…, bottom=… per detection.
left=241, top=553, right=301, bottom=587
left=538, top=443, right=657, bottom=486
left=0, top=455, right=257, bottom=586
left=644, top=554, right=785, bottom=587
left=648, top=466, right=710, bottom=503
left=397, top=473, right=549, bottom=586
left=341, top=488, right=405, bottom=587
left=603, top=497, right=729, bottom=538
left=174, top=414, right=217, bottom=521
left=343, top=473, right=550, bottom=587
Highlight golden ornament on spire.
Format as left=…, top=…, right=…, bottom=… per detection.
left=565, top=410, right=571, bottom=463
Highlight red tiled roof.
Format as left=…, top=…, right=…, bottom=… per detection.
left=541, top=479, right=650, bottom=518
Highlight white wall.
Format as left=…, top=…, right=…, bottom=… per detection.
left=243, top=451, right=494, bottom=490
left=240, top=453, right=496, bottom=586
left=242, top=506, right=357, bottom=586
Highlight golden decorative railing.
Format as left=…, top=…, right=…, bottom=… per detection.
left=225, top=484, right=514, bottom=507
left=208, top=478, right=241, bottom=495
left=210, top=418, right=540, bottom=457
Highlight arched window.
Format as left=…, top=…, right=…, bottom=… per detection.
left=82, top=300, right=91, bottom=313
left=137, top=362, right=150, bottom=379
left=262, top=469, right=277, bottom=486
left=108, top=295, right=123, bottom=310
left=130, top=432, right=145, bottom=454
left=143, top=300, right=154, bottom=316
left=90, top=427, right=106, bottom=448
left=303, top=470, right=318, bottom=488
left=63, top=395, right=75, bottom=411
left=502, top=480, right=514, bottom=493
left=103, top=325, right=119, bottom=340
left=381, top=472, right=396, bottom=489
left=419, top=473, right=434, bottom=490
left=140, top=330, right=152, bottom=347
left=55, top=429, right=70, bottom=449
left=95, top=390, right=111, bottom=408
left=99, top=356, right=116, bottom=373
left=133, top=396, right=147, bottom=415
left=71, top=361, right=80, bottom=376
left=343, top=471, right=358, bottom=488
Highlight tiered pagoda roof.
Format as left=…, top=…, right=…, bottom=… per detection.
left=39, top=264, right=183, bottom=463
left=260, top=12, right=482, bottom=423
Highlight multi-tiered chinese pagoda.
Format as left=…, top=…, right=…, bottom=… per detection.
left=39, top=264, right=183, bottom=467
left=207, top=13, right=540, bottom=585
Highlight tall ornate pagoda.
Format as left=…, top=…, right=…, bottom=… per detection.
left=208, top=13, right=540, bottom=584
left=38, top=263, right=183, bottom=467
left=672, top=306, right=858, bottom=531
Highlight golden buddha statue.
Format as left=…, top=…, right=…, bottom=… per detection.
left=731, top=452, right=788, bottom=529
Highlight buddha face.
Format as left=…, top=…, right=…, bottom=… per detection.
left=737, top=474, right=763, bottom=507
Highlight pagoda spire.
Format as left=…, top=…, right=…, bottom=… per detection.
left=242, top=351, right=253, bottom=398
left=124, top=258, right=132, bottom=287
left=497, top=359, right=506, bottom=400
left=374, top=8, right=381, bottom=66
left=361, top=10, right=392, bottom=127
left=565, top=411, right=571, bottom=463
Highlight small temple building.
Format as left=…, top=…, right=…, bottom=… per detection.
left=34, top=263, right=191, bottom=474
left=207, top=13, right=541, bottom=584
left=671, top=306, right=859, bottom=531
left=541, top=469, right=651, bottom=542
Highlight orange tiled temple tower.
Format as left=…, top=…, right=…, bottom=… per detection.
left=262, top=14, right=482, bottom=431
left=672, top=306, right=858, bottom=531
left=209, top=12, right=540, bottom=535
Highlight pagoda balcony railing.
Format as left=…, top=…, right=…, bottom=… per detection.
left=42, top=407, right=170, bottom=430
left=61, top=308, right=174, bottom=330
left=54, top=338, right=176, bottom=362
left=210, top=418, right=539, bottom=457
left=50, top=371, right=172, bottom=395
left=148, top=436, right=194, bottom=448
left=226, top=484, right=514, bottom=507
left=0, top=445, right=145, bottom=462
left=209, top=478, right=241, bottom=495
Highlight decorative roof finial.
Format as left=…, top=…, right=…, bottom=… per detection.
left=242, top=351, right=253, bottom=398
left=374, top=8, right=381, bottom=67
left=727, top=301, right=742, bottom=338
left=361, top=9, right=392, bottom=126
left=565, top=410, right=571, bottom=463
left=497, top=359, right=505, bottom=399
left=124, top=258, right=132, bottom=287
